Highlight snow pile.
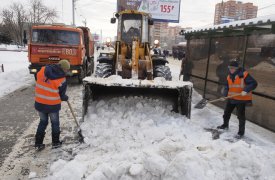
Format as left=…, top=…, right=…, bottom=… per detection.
left=0, top=51, right=33, bottom=98
left=48, top=95, right=275, bottom=180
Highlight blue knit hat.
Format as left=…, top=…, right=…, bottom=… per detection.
left=229, top=60, right=239, bottom=68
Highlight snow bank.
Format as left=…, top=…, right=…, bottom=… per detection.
left=0, top=44, right=27, bottom=51
left=0, top=51, right=33, bottom=98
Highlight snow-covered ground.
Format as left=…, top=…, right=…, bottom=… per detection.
left=1, top=48, right=275, bottom=179
left=0, top=50, right=33, bottom=98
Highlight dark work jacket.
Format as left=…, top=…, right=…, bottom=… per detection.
left=35, top=64, right=68, bottom=113
left=223, top=68, right=257, bottom=104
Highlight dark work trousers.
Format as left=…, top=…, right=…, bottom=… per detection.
left=223, top=101, right=246, bottom=135
left=36, top=111, right=60, bottom=135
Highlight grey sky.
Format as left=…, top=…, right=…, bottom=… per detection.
left=1, top=0, right=275, bottom=39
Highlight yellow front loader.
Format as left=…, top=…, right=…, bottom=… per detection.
left=83, top=10, right=192, bottom=118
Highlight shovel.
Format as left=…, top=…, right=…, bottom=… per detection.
left=67, top=101, right=84, bottom=143
left=194, top=93, right=242, bottom=109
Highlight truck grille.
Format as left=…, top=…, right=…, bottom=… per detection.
left=39, top=58, right=60, bottom=63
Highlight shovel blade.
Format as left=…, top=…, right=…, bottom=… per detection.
left=194, top=99, right=208, bottom=109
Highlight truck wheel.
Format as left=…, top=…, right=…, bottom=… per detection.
left=95, top=63, right=112, bottom=78
left=78, top=65, right=86, bottom=83
left=86, top=57, right=94, bottom=76
left=153, top=65, right=172, bottom=81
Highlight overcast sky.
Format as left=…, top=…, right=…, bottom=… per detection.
left=1, top=0, right=275, bottom=39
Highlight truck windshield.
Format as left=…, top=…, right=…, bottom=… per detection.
left=121, top=14, right=142, bottom=44
left=32, top=29, right=80, bottom=45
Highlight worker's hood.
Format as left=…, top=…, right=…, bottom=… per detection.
left=44, top=64, right=66, bottom=80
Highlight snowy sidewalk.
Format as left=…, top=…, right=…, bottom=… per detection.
left=0, top=83, right=84, bottom=179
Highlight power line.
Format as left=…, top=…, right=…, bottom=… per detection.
left=258, top=4, right=275, bottom=11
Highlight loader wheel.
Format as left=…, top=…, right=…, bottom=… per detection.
left=95, top=63, right=113, bottom=78
left=86, top=62, right=92, bottom=76
left=153, top=65, right=172, bottom=81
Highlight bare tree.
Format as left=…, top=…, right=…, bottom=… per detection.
left=0, top=0, right=58, bottom=45
left=1, top=3, right=28, bottom=45
left=29, top=0, right=58, bottom=25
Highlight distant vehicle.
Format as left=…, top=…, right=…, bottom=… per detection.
left=99, top=52, right=109, bottom=57
left=168, top=50, right=173, bottom=56
left=98, top=52, right=114, bottom=58
left=172, top=43, right=186, bottom=60
left=28, top=24, right=95, bottom=83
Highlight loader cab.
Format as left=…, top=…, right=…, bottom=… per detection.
left=115, top=11, right=151, bottom=45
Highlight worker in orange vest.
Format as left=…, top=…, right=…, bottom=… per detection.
left=34, top=59, right=70, bottom=150
left=217, top=60, right=257, bottom=138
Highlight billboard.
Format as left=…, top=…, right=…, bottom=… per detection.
left=117, top=0, right=181, bottom=23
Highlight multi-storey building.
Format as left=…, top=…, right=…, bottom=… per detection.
left=151, top=22, right=168, bottom=43
left=151, top=22, right=187, bottom=49
left=214, top=0, right=258, bottom=25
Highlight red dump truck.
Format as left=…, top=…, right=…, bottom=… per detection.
left=28, top=24, right=94, bottom=82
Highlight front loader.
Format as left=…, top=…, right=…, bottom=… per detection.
left=83, top=10, right=192, bottom=118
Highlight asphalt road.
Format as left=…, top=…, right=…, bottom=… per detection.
left=0, top=84, right=37, bottom=167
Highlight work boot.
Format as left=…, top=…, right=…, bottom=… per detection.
left=236, top=131, right=244, bottom=139
left=235, top=134, right=244, bottom=139
left=35, top=144, right=45, bottom=151
left=35, top=132, right=45, bottom=150
left=217, top=124, right=228, bottom=129
left=52, top=132, right=62, bottom=149
left=52, top=141, right=62, bottom=149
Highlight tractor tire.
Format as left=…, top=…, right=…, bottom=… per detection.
left=153, top=65, right=172, bottom=81
left=95, top=63, right=113, bottom=78
left=86, top=62, right=92, bottom=76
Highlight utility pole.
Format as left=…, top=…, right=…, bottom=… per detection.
left=80, top=15, right=87, bottom=27
left=72, top=0, right=75, bottom=26
left=83, top=19, right=87, bottom=27
left=62, top=0, right=64, bottom=22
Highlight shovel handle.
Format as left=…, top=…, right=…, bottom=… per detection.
left=67, top=101, right=80, bottom=128
left=208, top=93, right=242, bottom=103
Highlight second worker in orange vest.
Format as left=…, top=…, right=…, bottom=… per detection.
left=217, top=60, right=257, bottom=138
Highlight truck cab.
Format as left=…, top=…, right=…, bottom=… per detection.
left=28, top=24, right=94, bottom=82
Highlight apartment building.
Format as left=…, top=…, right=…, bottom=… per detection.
left=214, top=0, right=258, bottom=25
left=151, top=22, right=186, bottom=49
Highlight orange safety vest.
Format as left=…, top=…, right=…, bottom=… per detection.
left=35, top=67, right=66, bottom=105
left=227, top=71, right=252, bottom=101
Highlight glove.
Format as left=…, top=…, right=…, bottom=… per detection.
left=61, top=95, right=69, bottom=101
left=241, top=91, right=247, bottom=96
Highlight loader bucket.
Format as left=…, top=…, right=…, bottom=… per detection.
left=82, top=76, right=193, bottom=119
